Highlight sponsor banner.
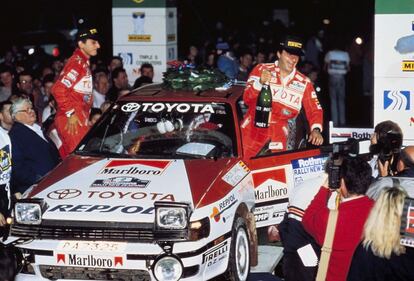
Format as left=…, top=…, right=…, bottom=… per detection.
left=99, top=159, right=170, bottom=175
left=291, top=155, right=328, bottom=186
left=202, top=241, right=229, bottom=267
left=120, top=102, right=214, bottom=114
left=47, top=204, right=154, bottom=215
left=376, top=0, right=414, bottom=14
left=253, top=204, right=287, bottom=228
left=328, top=121, right=373, bottom=144
left=210, top=193, right=237, bottom=223
left=112, top=6, right=177, bottom=83
left=91, top=177, right=149, bottom=188
left=56, top=253, right=125, bottom=268
left=375, top=14, right=414, bottom=78
left=374, top=79, right=414, bottom=145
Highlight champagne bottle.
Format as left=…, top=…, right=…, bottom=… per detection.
left=254, top=82, right=272, bottom=128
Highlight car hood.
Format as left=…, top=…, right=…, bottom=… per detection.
left=28, top=155, right=237, bottom=223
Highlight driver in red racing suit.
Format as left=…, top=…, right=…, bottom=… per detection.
left=241, top=35, right=324, bottom=158
left=52, top=28, right=100, bottom=158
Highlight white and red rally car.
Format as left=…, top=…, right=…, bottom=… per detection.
left=8, top=83, right=326, bottom=281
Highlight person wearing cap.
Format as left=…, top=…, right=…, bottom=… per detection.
left=51, top=27, right=100, bottom=158
left=241, top=35, right=324, bottom=158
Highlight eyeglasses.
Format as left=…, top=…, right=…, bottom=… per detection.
left=17, top=108, right=34, bottom=114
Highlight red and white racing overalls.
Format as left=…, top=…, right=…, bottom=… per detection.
left=52, top=48, right=93, bottom=157
left=241, top=62, right=323, bottom=158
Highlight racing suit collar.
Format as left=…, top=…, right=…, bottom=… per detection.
left=74, top=48, right=90, bottom=63
left=274, top=61, right=296, bottom=86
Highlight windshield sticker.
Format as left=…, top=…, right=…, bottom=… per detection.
left=121, top=102, right=215, bottom=114
left=222, top=161, right=250, bottom=187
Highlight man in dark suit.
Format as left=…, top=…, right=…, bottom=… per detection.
left=9, top=98, right=60, bottom=195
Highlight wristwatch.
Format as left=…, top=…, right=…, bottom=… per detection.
left=66, top=109, right=75, bottom=118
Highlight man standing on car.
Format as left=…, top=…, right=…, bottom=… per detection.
left=241, top=35, right=324, bottom=158
left=51, top=27, right=100, bottom=158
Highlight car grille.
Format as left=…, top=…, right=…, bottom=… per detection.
left=39, top=265, right=151, bottom=281
left=11, top=224, right=155, bottom=242
left=11, top=222, right=187, bottom=242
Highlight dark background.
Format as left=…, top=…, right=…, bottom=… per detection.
left=0, top=0, right=375, bottom=58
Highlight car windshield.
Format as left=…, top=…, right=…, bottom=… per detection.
left=77, top=101, right=237, bottom=159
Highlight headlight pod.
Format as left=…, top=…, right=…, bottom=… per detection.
left=15, top=203, right=42, bottom=225
left=153, top=255, right=183, bottom=281
left=155, top=202, right=190, bottom=230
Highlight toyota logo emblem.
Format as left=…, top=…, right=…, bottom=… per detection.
left=121, top=103, right=140, bottom=112
left=47, top=189, right=82, bottom=200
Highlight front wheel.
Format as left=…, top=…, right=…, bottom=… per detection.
left=226, top=217, right=250, bottom=281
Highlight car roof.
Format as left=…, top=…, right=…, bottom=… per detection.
left=118, top=83, right=246, bottom=104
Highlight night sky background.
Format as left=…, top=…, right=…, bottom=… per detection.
left=1, top=0, right=375, bottom=58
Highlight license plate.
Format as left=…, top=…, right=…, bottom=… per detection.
left=57, top=241, right=127, bottom=252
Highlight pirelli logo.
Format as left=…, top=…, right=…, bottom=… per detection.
left=287, top=41, right=302, bottom=48
left=128, top=35, right=152, bottom=42
left=402, top=60, right=414, bottom=71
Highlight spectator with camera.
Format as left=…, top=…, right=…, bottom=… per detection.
left=369, top=120, right=403, bottom=177
left=347, top=186, right=414, bottom=281
left=302, top=156, right=374, bottom=281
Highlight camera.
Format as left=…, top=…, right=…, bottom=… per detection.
left=370, top=131, right=402, bottom=165
left=321, top=138, right=371, bottom=189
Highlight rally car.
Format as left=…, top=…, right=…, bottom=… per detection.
left=7, top=82, right=326, bottom=281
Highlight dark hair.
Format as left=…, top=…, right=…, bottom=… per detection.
left=18, top=70, right=33, bottom=80
left=0, top=100, right=12, bottom=112
left=109, top=56, right=123, bottom=65
left=111, top=67, right=126, bottom=81
left=340, top=156, right=372, bottom=195
left=89, top=107, right=102, bottom=121
left=374, top=120, right=403, bottom=139
left=140, top=63, right=153, bottom=72
left=0, top=64, right=13, bottom=75
left=42, top=73, right=55, bottom=85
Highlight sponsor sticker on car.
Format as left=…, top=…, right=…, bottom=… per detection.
left=55, top=253, right=125, bottom=268
left=90, top=177, right=149, bottom=188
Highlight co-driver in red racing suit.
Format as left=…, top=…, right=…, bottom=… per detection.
left=51, top=48, right=93, bottom=157
left=241, top=62, right=323, bottom=158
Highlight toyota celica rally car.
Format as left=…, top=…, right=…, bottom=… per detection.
left=7, top=79, right=326, bottom=281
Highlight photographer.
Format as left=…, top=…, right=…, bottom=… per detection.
left=347, top=186, right=414, bottom=281
left=302, top=156, right=374, bottom=281
left=370, top=121, right=403, bottom=177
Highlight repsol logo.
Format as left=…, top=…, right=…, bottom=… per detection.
left=219, top=194, right=236, bottom=210
left=100, top=167, right=161, bottom=175
left=255, top=185, right=287, bottom=200
left=255, top=212, right=269, bottom=222
left=48, top=204, right=154, bottom=214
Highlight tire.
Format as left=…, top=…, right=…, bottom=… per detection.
left=226, top=217, right=250, bottom=281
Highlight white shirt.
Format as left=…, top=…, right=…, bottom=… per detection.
left=24, top=123, right=47, bottom=142
left=93, top=89, right=106, bottom=109
left=0, top=127, right=12, bottom=207
left=324, top=50, right=350, bottom=75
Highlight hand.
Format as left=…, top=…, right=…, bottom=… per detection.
left=64, top=114, right=82, bottom=135
left=14, top=192, right=22, bottom=200
left=260, top=69, right=272, bottom=84
left=308, top=129, right=323, bottom=146
left=0, top=213, right=5, bottom=226
left=267, top=225, right=280, bottom=242
left=378, top=160, right=390, bottom=177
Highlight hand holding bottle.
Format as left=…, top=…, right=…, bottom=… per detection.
left=260, top=69, right=272, bottom=84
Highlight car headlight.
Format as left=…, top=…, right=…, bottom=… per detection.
left=155, top=202, right=189, bottom=230
left=15, top=202, right=42, bottom=225
left=153, top=255, right=183, bottom=281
